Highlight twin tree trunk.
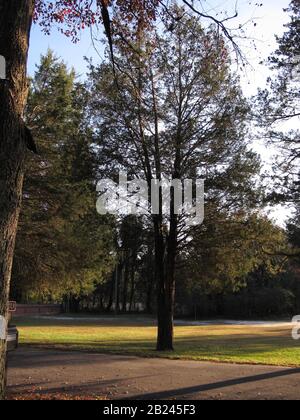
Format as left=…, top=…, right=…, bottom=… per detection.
left=0, top=0, right=34, bottom=399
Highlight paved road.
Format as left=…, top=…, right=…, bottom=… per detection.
left=7, top=348, right=300, bottom=400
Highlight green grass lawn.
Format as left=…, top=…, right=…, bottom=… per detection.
left=14, top=315, right=300, bottom=367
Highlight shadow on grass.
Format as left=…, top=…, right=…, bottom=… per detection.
left=14, top=331, right=300, bottom=367
left=14, top=316, right=300, bottom=366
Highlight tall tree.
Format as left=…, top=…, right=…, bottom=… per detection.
left=89, top=10, right=261, bottom=350
left=0, top=0, right=35, bottom=399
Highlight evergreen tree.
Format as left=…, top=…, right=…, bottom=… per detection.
left=12, top=51, right=115, bottom=303
left=88, top=9, right=262, bottom=350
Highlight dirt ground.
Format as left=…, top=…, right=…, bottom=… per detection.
left=7, top=347, right=300, bottom=400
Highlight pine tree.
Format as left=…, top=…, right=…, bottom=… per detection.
left=12, top=51, right=115, bottom=303
left=88, top=10, right=262, bottom=350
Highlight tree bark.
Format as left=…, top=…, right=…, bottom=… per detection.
left=155, top=217, right=178, bottom=351
left=0, top=0, right=34, bottom=399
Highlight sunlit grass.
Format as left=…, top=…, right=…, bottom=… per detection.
left=14, top=316, right=300, bottom=367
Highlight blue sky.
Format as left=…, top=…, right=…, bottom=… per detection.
left=28, top=22, right=102, bottom=78
left=28, top=0, right=290, bottom=81
left=27, top=0, right=293, bottom=225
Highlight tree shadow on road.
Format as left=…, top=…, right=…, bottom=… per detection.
left=125, top=367, right=300, bottom=400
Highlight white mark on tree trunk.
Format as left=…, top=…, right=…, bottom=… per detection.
left=0, top=55, right=6, bottom=79
left=0, top=317, right=7, bottom=340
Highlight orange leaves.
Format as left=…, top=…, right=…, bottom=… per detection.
left=34, top=1, right=100, bottom=41
left=34, top=0, right=160, bottom=42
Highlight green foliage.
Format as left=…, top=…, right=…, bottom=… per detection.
left=11, top=16, right=298, bottom=319
left=11, top=51, right=115, bottom=302
left=80, top=12, right=294, bottom=316
left=181, top=213, right=287, bottom=295
left=175, top=211, right=293, bottom=319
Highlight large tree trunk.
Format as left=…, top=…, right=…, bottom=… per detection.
left=155, top=217, right=177, bottom=352
left=155, top=156, right=180, bottom=351
left=0, top=0, right=34, bottom=399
